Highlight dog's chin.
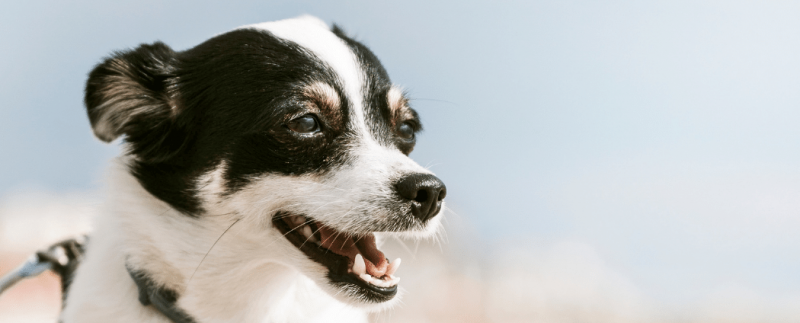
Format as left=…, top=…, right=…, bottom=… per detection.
left=272, top=211, right=413, bottom=307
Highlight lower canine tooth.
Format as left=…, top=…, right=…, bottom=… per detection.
left=353, top=254, right=366, bottom=275
left=386, top=258, right=401, bottom=276
left=360, top=273, right=398, bottom=287
left=293, top=216, right=306, bottom=226
left=360, top=273, right=373, bottom=283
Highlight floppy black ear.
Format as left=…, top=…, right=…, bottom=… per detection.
left=85, top=42, right=183, bottom=162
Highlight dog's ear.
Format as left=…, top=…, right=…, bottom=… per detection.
left=85, top=42, right=185, bottom=162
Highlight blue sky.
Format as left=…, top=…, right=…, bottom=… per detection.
left=2, top=0, right=799, bottom=315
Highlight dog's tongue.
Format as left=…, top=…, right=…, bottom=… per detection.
left=318, top=225, right=388, bottom=277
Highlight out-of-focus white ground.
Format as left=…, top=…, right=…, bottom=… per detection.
left=1, top=191, right=799, bottom=323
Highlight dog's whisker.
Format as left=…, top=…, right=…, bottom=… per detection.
left=407, top=97, right=459, bottom=107
left=326, top=230, right=345, bottom=256
left=393, top=236, right=417, bottom=261
left=297, top=225, right=325, bottom=249
left=186, top=218, right=240, bottom=292
left=68, top=15, right=448, bottom=320
left=279, top=219, right=315, bottom=239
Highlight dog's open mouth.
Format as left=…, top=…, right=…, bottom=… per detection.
left=273, top=212, right=401, bottom=301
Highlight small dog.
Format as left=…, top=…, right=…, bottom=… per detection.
left=60, top=16, right=446, bottom=323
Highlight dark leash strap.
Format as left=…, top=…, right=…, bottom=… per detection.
left=0, top=237, right=195, bottom=323
left=125, top=264, right=198, bottom=323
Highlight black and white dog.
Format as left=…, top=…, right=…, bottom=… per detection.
left=60, top=16, right=445, bottom=323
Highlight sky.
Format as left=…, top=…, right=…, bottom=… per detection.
left=2, top=0, right=799, bottom=320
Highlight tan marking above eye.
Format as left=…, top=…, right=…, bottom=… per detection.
left=387, top=86, right=413, bottom=128
left=303, top=82, right=343, bottom=131
left=387, top=86, right=407, bottom=113
left=305, top=82, right=340, bottom=109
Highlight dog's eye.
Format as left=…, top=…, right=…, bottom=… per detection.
left=287, top=115, right=320, bottom=134
left=397, top=121, right=415, bottom=140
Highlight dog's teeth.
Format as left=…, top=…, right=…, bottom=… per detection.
left=353, top=254, right=366, bottom=275
left=360, top=273, right=381, bottom=286
left=302, top=225, right=313, bottom=238
left=292, top=215, right=306, bottom=226
left=360, top=273, right=373, bottom=283
left=306, top=232, right=319, bottom=243
left=386, top=258, right=401, bottom=276
left=359, top=273, right=400, bottom=288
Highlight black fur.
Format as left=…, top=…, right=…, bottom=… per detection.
left=81, top=21, right=438, bottom=314
left=127, top=265, right=197, bottom=323
left=85, top=29, right=351, bottom=215
left=331, top=26, right=422, bottom=155
left=85, top=26, right=421, bottom=216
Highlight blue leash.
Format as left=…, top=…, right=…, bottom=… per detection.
left=0, top=237, right=86, bottom=296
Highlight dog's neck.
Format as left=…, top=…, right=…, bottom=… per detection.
left=60, top=160, right=368, bottom=323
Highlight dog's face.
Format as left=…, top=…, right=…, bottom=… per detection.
left=84, top=16, right=445, bottom=308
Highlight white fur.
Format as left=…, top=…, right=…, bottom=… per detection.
left=243, top=16, right=371, bottom=140
left=194, top=142, right=442, bottom=311
left=61, top=16, right=443, bottom=323
left=61, top=160, right=370, bottom=323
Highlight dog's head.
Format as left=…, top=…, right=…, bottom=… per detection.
left=84, top=16, right=445, bottom=308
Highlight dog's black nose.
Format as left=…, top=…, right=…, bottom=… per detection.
left=394, top=173, right=447, bottom=222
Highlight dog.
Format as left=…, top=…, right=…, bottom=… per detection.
left=59, top=15, right=446, bottom=323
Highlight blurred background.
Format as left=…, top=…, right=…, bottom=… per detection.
left=2, top=1, right=799, bottom=322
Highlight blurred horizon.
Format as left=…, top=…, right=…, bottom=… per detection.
left=2, top=1, right=800, bottom=322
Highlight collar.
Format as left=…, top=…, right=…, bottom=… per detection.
left=126, top=264, right=198, bottom=323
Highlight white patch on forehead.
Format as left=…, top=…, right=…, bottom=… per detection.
left=240, top=16, right=368, bottom=136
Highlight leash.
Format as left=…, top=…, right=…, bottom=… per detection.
left=126, top=264, right=198, bottom=323
left=0, top=237, right=86, bottom=298
left=0, top=236, right=196, bottom=323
